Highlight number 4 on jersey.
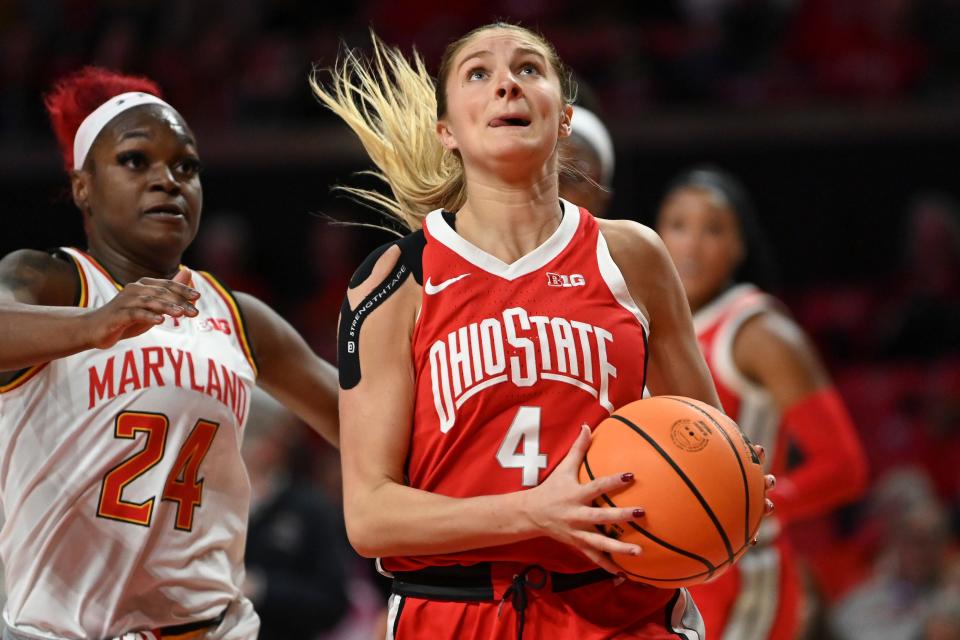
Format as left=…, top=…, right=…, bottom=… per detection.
left=496, top=406, right=548, bottom=486
left=162, top=419, right=219, bottom=531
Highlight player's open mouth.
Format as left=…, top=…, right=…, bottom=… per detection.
left=144, top=204, right=186, bottom=218
left=489, top=116, right=531, bottom=127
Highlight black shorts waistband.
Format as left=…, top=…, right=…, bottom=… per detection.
left=390, top=563, right=612, bottom=602
left=160, top=608, right=226, bottom=636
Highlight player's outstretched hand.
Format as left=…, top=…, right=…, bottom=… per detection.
left=522, top=424, right=644, bottom=575
left=85, top=269, right=200, bottom=349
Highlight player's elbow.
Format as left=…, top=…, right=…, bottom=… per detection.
left=343, top=500, right=393, bottom=558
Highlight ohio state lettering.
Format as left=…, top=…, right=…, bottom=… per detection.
left=429, top=306, right=617, bottom=432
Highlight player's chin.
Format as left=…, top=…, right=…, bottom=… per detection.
left=140, top=228, right=195, bottom=256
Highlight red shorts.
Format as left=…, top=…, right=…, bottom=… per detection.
left=385, top=562, right=704, bottom=639
left=689, top=539, right=800, bottom=640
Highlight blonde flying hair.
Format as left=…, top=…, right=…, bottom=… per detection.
left=309, top=23, right=577, bottom=231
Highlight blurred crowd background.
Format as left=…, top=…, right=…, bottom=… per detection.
left=1, top=1, right=959, bottom=638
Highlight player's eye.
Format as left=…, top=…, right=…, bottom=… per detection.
left=117, top=150, right=147, bottom=170
left=518, top=63, right=540, bottom=76
left=177, top=157, right=203, bottom=178
left=467, top=67, right=487, bottom=81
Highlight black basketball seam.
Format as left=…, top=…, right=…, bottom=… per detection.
left=583, top=452, right=717, bottom=576
left=616, top=535, right=759, bottom=585
left=661, top=396, right=753, bottom=550
left=611, top=414, right=735, bottom=564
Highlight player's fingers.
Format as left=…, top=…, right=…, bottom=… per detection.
left=582, top=471, right=635, bottom=501
left=556, top=424, right=593, bottom=472
left=574, top=529, right=642, bottom=559
left=123, top=308, right=164, bottom=325
left=764, top=498, right=775, bottom=515
left=576, top=505, right=644, bottom=526
left=130, top=296, right=188, bottom=317
left=577, top=546, right=624, bottom=576
left=753, top=444, right=766, bottom=465
left=765, top=474, right=776, bottom=491
left=134, top=276, right=200, bottom=304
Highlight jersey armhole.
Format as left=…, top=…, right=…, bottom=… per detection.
left=0, top=249, right=88, bottom=393
left=711, top=300, right=772, bottom=399
left=196, top=271, right=260, bottom=377
left=595, top=230, right=651, bottom=334
left=52, top=248, right=90, bottom=308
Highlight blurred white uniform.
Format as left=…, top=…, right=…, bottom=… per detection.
left=0, top=248, right=259, bottom=639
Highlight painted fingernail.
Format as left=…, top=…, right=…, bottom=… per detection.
left=188, top=289, right=200, bottom=299
left=767, top=476, right=776, bottom=488
left=750, top=536, right=759, bottom=546
left=632, top=508, right=645, bottom=518
left=621, top=473, right=634, bottom=482
left=614, top=572, right=627, bottom=585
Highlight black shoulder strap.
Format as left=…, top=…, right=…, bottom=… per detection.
left=338, top=230, right=425, bottom=389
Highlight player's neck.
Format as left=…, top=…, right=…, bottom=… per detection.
left=85, top=238, right=181, bottom=285
left=455, top=179, right=562, bottom=265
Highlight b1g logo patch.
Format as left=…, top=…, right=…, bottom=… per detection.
left=546, top=272, right=585, bottom=287
left=671, top=419, right=712, bottom=452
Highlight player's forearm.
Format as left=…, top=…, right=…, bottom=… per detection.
left=0, top=302, right=93, bottom=370
left=769, top=387, right=868, bottom=523
left=345, top=480, right=538, bottom=558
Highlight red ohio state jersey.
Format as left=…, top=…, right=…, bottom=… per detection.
left=382, top=200, right=650, bottom=574
left=693, top=284, right=784, bottom=477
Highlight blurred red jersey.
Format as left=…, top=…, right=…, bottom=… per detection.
left=382, top=200, right=650, bottom=574
left=693, top=284, right=785, bottom=477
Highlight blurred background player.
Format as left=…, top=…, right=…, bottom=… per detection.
left=315, top=22, right=772, bottom=640
left=0, top=67, right=338, bottom=639
left=558, top=96, right=615, bottom=217
left=654, top=165, right=868, bottom=640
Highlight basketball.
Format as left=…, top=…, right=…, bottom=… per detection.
left=579, top=396, right=766, bottom=588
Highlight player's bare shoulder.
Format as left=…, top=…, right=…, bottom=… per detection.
left=0, top=249, right=78, bottom=306
left=597, top=218, right=666, bottom=265
left=597, top=218, right=676, bottom=298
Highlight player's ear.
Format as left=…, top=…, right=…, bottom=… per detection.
left=436, top=119, right=459, bottom=151
left=71, top=170, right=90, bottom=213
left=559, top=104, right=573, bottom=138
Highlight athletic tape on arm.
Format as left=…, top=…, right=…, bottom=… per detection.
left=338, top=231, right=425, bottom=389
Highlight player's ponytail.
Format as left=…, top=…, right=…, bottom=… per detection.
left=311, top=24, right=576, bottom=232
left=310, top=33, right=464, bottom=231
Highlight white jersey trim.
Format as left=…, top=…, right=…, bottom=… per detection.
left=695, top=285, right=769, bottom=399
left=697, top=284, right=782, bottom=465
left=692, top=283, right=755, bottom=335
left=671, top=588, right=705, bottom=640
left=595, top=229, right=650, bottom=334
left=423, top=199, right=581, bottom=281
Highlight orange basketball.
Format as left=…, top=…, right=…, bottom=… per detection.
left=578, top=395, right=765, bottom=588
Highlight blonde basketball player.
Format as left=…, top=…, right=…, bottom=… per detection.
left=313, top=23, right=774, bottom=639
left=0, top=68, right=338, bottom=639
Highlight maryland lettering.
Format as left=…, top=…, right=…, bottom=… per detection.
left=429, top=307, right=616, bottom=432
left=88, top=347, right=249, bottom=422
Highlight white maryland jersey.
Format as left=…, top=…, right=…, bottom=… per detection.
left=0, top=248, right=258, bottom=639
